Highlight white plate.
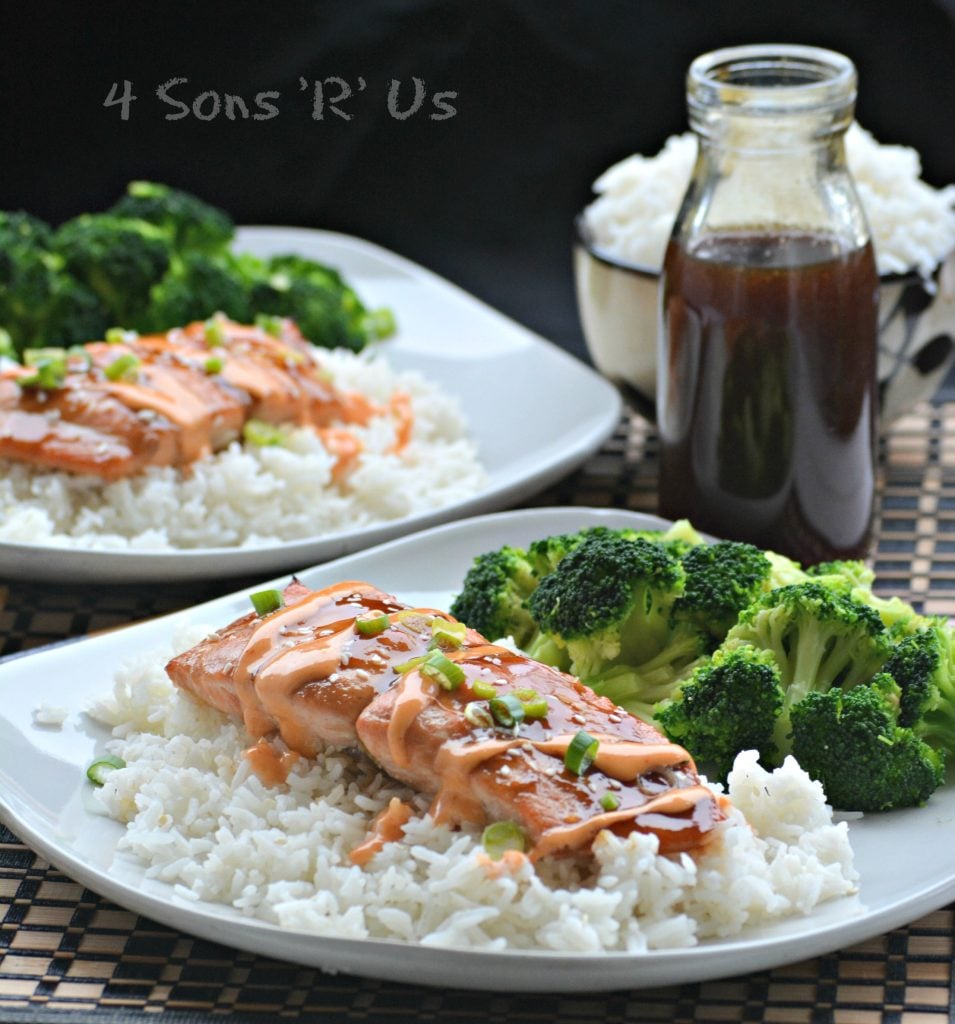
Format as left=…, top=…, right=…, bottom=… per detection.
left=0, top=228, right=621, bottom=583
left=1, top=507, right=953, bottom=993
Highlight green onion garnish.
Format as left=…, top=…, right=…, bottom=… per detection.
left=481, top=821, right=526, bottom=860
left=67, top=345, right=93, bottom=371
left=512, top=688, right=548, bottom=719
left=106, top=327, right=137, bottom=344
left=104, top=353, right=141, bottom=382
left=24, top=347, right=66, bottom=366
left=470, top=679, right=497, bottom=700
left=86, top=754, right=126, bottom=786
left=489, top=693, right=525, bottom=728
left=464, top=702, right=495, bottom=728
left=242, top=419, right=288, bottom=447
left=204, top=354, right=225, bottom=374
left=420, top=650, right=465, bottom=691
left=599, top=792, right=621, bottom=812
left=204, top=317, right=226, bottom=347
left=255, top=313, right=284, bottom=337
left=429, top=619, right=467, bottom=649
left=355, top=613, right=390, bottom=637
left=250, top=588, right=285, bottom=616
left=393, top=655, right=426, bottom=674
left=565, top=730, right=599, bottom=776
left=16, top=355, right=67, bottom=390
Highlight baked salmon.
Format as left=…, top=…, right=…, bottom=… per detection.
left=0, top=318, right=408, bottom=480
left=166, top=580, right=725, bottom=861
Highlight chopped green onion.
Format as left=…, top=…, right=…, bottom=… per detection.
left=355, top=613, right=390, bottom=637
left=362, top=307, right=397, bottom=340
left=429, top=619, right=467, bottom=649
left=86, top=754, right=126, bottom=786
left=242, top=418, right=288, bottom=447
left=470, top=679, right=497, bottom=700
left=489, top=693, right=525, bottom=728
left=16, top=355, right=67, bottom=390
left=393, top=655, right=426, bottom=674
left=420, top=650, right=465, bottom=691
left=464, top=702, right=495, bottom=728
left=565, top=730, right=599, bottom=776
left=204, top=354, right=225, bottom=374
left=599, top=792, right=621, bottom=812
left=104, top=353, right=141, bottom=382
left=250, top=588, right=285, bottom=616
left=24, top=347, right=66, bottom=366
left=106, top=327, right=137, bottom=345
left=481, top=821, right=526, bottom=860
left=512, top=688, right=548, bottom=719
left=204, top=316, right=227, bottom=347
left=394, top=610, right=432, bottom=633
left=255, top=313, right=284, bottom=337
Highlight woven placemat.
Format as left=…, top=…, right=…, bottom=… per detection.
left=1, top=402, right=954, bottom=1022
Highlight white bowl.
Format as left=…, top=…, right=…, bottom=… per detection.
left=574, top=218, right=955, bottom=422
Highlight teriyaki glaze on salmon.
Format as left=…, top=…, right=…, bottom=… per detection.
left=0, top=318, right=411, bottom=480
left=166, top=580, right=726, bottom=864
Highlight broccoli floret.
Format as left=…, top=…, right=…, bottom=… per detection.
left=765, top=549, right=808, bottom=589
left=53, top=214, right=173, bottom=331
left=250, top=254, right=393, bottom=351
left=449, top=545, right=539, bottom=647
left=672, top=540, right=773, bottom=645
left=789, top=673, right=944, bottom=811
left=656, top=646, right=785, bottom=781
left=0, top=213, right=107, bottom=351
left=806, top=559, right=876, bottom=590
left=527, top=534, right=685, bottom=678
left=587, top=629, right=709, bottom=722
left=146, top=251, right=255, bottom=331
left=881, top=621, right=955, bottom=753
left=725, top=581, right=892, bottom=754
left=526, top=528, right=606, bottom=579
left=109, top=180, right=234, bottom=254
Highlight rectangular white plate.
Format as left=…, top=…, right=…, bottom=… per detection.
left=0, top=507, right=953, bottom=993
left=0, top=228, right=621, bottom=583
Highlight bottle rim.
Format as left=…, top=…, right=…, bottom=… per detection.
left=688, top=43, right=857, bottom=119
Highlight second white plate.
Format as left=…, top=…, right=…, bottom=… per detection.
left=0, top=228, right=621, bottom=583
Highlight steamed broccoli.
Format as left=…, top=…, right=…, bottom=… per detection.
left=527, top=533, right=685, bottom=679
left=657, top=646, right=784, bottom=780
left=881, top=621, right=955, bottom=753
left=53, top=214, right=173, bottom=331
left=0, top=213, right=107, bottom=350
left=145, top=251, right=254, bottom=330
left=109, top=180, right=234, bottom=254
left=726, top=582, right=891, bottom=700
left=789, top=673, right=944, bottom=811
left=250, top=254, right=394, bottom=351
left=672, top=540, right=773, bottom=645
left=449, top=545, right=539, bottom=647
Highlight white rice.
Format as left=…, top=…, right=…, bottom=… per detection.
left=85, top=631, right=857, bottom=952
left=584, top=123, right=955, bottom=278
left=0, top=350, right=486, bottom=550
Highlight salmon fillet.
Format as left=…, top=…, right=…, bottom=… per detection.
left=167, top=579, right=724, bottom=859
left=0, top=318, right=391, bottom=480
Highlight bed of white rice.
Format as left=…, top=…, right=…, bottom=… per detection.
left=584, top=123, right=955, bottom=278
left=0, top=350, right=486, bottom=550
left=85, top=626, right=857, bottom=953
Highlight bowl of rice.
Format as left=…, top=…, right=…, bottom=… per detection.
left=576, top=124, right=955, bottom=421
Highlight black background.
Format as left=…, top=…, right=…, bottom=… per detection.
left=3, top=0, right=955, bottom=362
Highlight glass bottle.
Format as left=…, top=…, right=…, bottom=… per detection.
left=656, top=44, right=879, bottom=565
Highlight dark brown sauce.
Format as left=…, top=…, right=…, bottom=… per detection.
left=658, top=231, right=879, bottom=564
